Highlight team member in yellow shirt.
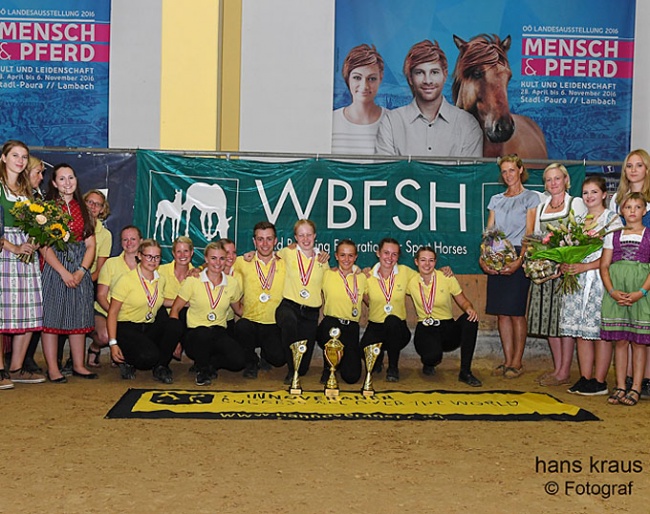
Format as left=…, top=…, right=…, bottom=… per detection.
left=160, top=236, right=196, bottom=360
left=317, top=239, right=367, bottom=385
left=234, top=222, right=286, bottom=379
left=361, top=238, right=417, bottom=382
left=275, top=219, right=329, bottom=381
left=107, top=239, right=177, bottom=384
left=88, top=225, right=142, bottom=367
left=219, top=238, right=238, bottom=337
left=169, top=241, right=245, bottom=386
left=84, top=189, right=113, bottom=282
left=406, top=246, right=482, bottom=387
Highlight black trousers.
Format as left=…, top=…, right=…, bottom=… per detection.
left=413, top=313, right=478, bottom=373
left=184, top=325, right=246, bottom=373
left=235, top=318, right=285, bottom=368
left=116, top=309, right=176, bottom=370
left=275, top=299, right=319, bottom=375
left=360, top=315, right=411, bottom=369
left=317, top=315, right=362, bottom=384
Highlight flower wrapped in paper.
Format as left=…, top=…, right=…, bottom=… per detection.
left=480, top=227, right=518, bottom=272
left=523, top=210, right=619, bottom=294
left=10, top=198, right=75, bottom=263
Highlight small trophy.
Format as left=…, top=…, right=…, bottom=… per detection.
left=324, top=327, right=344, bottom=398
left=289, top=340, right=308, bottom=395
left=361, top=343, right=383, bottom=397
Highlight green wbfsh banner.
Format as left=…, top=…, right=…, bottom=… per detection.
left=134, top=150, right=585, bottom=273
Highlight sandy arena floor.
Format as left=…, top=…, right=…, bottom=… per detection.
left=1, top=352, right=648, bottom=513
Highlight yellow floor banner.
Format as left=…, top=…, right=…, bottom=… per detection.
left=106, top=389, right=599, bottom=421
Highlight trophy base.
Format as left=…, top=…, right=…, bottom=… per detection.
left=289, top=388, right=302, bottom=395
left=361, top=389, right=375, bottom=397
left=324, top=388, right=339, bottom=398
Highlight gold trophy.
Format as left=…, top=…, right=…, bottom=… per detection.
left=324, top=327, right=344, bottom=398
left=289, top=340, right=308, bottom=395
left=362, top=343, right=383, bottom=397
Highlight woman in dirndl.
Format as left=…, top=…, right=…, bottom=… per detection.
left=0, top=140, right=45, bottom=387
left=40, top=163, right=97, bottom=382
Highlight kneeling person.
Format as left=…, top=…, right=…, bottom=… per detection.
left=233, top=222, right=286, bottom=378
left=407, top=247, right=482, bottom=387
left=169, top=241, right=245, bottom=386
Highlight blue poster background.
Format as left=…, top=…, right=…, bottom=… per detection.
left=334, top=0, right=635, bottom=161
left=0, top=0, right=110, bottom=146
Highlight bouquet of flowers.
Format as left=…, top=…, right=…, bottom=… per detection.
left=10, top=198, right=74, bottom=263
left=480, top=227, right=518, bottom=272
left=523, top=210, right=619, bottom=294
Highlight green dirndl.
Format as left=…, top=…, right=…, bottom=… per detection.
left=600, top=260, right=650, bottom=344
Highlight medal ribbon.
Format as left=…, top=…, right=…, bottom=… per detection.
left=138, top=269, right=159, bottom=311
left=255, top=257, right=276, bottom=291
left=419, top=273, right=437, bottom=317
left=205, top=282, right=225, bottom=310
left=378, top=270, right=395, bottom=305
left=297, top=249, right=316, bottom=287
left=338, top=269, right=358, bottom=306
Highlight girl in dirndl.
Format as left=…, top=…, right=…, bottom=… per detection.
left=600, top=193, right=650, bottom=406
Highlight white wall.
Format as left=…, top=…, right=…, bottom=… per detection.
left=631, top=0, right=650, bottom=150
left=108, top=0, right=162, bottom=149
left=239, top=0, right=335, bottom=154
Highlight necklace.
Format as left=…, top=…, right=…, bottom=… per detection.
left=550, top=198, right=565, bottom=209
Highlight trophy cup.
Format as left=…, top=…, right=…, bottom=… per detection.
left=289, top=340, right=308, bottom=395
left=361, top=343, right=383, bottom=397
left=324, top=327, right=344, bottom=398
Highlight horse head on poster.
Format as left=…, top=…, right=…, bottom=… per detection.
left=452, top=33, right=547, bottom=159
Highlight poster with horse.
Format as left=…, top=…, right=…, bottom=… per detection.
left=332, top=0, right=635, bottom=162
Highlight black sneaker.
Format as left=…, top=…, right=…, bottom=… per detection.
left=458, top=371, right=482, bottom=387
left=243, top=363, right=258, bottom=379
left=386, top=367, right=399, bottom=382
left=640, top=378, right=650, bottom=400
left=576, top=379, right=608, bottom=396
left=195, top=370, right=212, bottom=386
left=422, top=365, right=436, bottom=376
left=567, top=376, right=588, bottom=394
left=118, top=363, right=136, bottom=380
left=625, top=375, right=633, bottom=391
left=320, top=368, right=329, bottom=385
left=22, top=356, right=43, bottom=374
left=61, top=358, right=73, bottom=377
left=259, top=356, right=272, bottom=371
left=283, top=372, right=293, bottom=385
left=152, top=365, right=173, bottom=385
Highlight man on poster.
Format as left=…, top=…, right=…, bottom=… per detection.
left=375, top=39, right=483, bottom=158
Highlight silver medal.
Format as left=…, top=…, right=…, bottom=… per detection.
left=207, top=312, right=216, bottom=322
left=383, top=303, right=393, bottom=314
left=423, top=317, right=434, bottom=327
left=145, top=311, right=153, bottom=321
left=299, top=289, right=310, bottom=299
left=351, top=307, right=359, bottom=317
left=259, top=293, right=270, bottom=303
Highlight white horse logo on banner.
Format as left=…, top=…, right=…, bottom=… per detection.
left=182, top=182, right=231, bottom=240
left=154, top=189, right=183, bottom=241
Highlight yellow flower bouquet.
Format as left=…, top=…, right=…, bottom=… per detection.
left=10, top=198, right=75, bottom=263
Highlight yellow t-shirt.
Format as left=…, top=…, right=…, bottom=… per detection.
left=159, top=261, right=194, bottom=301
left=233, top=254, right=286, bottom=324
left=277, top=246, right=328, bottom=308
left=177, top=270, right=243, bottom=329
left=406, top=270, right=462, bottom=321
left=366, top=264, right=417, bottom=323
left=94, top=252, right=133, bottom=316
left=322, top=268, right=368, bottom=322
left=90, top=220, right=112, bottom=275
left=111, top=266, right=166, bottom=323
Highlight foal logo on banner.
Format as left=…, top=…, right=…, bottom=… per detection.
left=143, top=168, right=239, bottom=255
